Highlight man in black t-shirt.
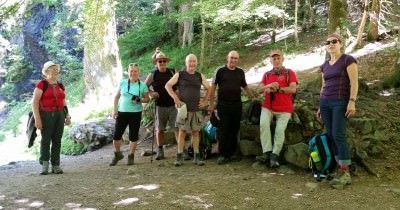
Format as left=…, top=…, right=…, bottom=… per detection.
left=145, top=52, right=178, bottom=160
left=209, top=51, right=255, bottom=164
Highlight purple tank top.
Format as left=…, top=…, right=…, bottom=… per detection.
left=320, top=54, right=357, bottom=100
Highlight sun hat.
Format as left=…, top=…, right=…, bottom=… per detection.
left=152, top=52, right=171, bottom=64
left=42, top=61, right=60, bottom=75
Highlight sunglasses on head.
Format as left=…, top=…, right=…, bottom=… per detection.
left=158, top=60, right=167, bottom=64
left=325, top=39, right=339, bottom=45
left=129, top=63, right=139, bottom=67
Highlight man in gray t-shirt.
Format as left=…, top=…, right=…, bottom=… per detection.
left=165, top=54, right=210, bottom=167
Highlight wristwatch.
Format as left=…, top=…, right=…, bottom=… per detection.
left=349, top=97, right=357, bottom=102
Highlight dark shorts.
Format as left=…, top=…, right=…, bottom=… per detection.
left=155, top=105, right=177, bottom=131
left=113, top=112, right=142, bottom=142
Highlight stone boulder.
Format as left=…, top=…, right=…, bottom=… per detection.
left=284, top=143, right=309, bottom=169
left=69, top=119, right=115, bottom=151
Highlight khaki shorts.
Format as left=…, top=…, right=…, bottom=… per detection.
left=155, top=106, right=177, bottom=131
left=176, top=111, right=204, bottom=131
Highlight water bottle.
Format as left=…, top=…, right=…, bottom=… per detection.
left=310, top=151, right=323, bottom=172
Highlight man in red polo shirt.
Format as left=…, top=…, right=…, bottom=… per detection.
left=256, top=49, right=298, bottom=168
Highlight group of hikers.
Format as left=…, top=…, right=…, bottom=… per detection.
left=31, top=33, right=358, bottom=188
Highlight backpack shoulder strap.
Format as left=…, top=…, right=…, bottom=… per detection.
left=41, top=79, right=49, bottom=93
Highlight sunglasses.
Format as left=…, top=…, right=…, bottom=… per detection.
left=129, top=63, right=139, bottom=67
left=158, top=60, right=167, bottom=64
left=325, top=39, right=339, bottom=45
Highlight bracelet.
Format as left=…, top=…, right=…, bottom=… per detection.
left=349, top=98, right=357, bottom=102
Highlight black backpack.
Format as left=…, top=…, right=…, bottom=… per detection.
left=246, top=100, right=262, bottom=125
left=26, top=79, right=65, bottom=148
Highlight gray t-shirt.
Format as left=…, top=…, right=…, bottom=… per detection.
left=177, top=70, right=202, bottom=112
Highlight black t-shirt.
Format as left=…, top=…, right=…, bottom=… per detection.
left=149, top=67, right=176, bottom=107
left=213, top=65, right=247, bottom=105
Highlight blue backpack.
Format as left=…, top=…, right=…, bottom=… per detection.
left=308, top=133, right=337, bottom=181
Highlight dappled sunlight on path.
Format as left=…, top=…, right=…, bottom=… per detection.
left=245, top=41, right=396, bottom=84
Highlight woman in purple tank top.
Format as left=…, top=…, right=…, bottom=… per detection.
left=317, top=34, right=359, bottom=188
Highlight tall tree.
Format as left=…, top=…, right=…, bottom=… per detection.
left=294, top=0, right=299, bottom=45
left=83, top=0, right=122, bottom=106
left=181, top=0, right=193, bottom=48
left=367, top=0, right=380, bottom=41
left=354, top=0, right=369, bottom=50
left=328, top=0, right=348, bottom=34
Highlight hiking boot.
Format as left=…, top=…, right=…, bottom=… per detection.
left=174, top=153, right=183, bottom=167
left=155, top=148, right=164, bottom=160
left=217, top=156, right=229, bottom=165
left=269, top=153, right=280, bottom=168
left=193, top=153, right=205, bottom=166
left=183, top=149, right=191, bottom=160
left=255, top=151, right=271, bottom=163
left=109, top=151, right=124, bottom=166
left=127, top=154, right=135, bottom=165
left=330, top=170, right=351, bottom=187
left=51, top=165, right=63, bottom=174
left=40, top=161, right=49, bottom=175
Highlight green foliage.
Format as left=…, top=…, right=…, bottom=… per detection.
left=60, top=127, right=87, bottom=155
left=33, top=0, right=62, bottom=7
left=0, top=102, right=30, bottom=138
left=65, top=80, right=83, bottom=106
left=118, top=15, right=168, bottom=66
left=383, top=64, right=400, bottom=88
left=84, top=108, right=112, bottom=120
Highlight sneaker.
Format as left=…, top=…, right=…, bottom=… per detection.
left=330, top=170, right=351, bottom=187
left=255, top=151, right=271, bottom=163
left=183, top=149, right=191, bottom=160
left=269, top=153, right=280, bottom=168
left=51, top=165, right=63, bottom=174
left=127, top=154, right=134, bottom=165
left=109, top=151, right=124, bottom=166
left=193, top=153, right=205, bottom=166
left=40, top=161, right=49, bottom=175
left=155, top=148, right=164, bottom=160
left=174, top=153, right=183, bottom=167
left=217, top=156, right=229, bottom=165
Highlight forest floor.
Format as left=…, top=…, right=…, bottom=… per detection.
left=1, top=36, right=400, bottom=209
left=0, top=141, right=400, bottom=210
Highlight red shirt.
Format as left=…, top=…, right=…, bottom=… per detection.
left=261, top=69, right=297, bottom=113
left=35, top=80, right=65, bottom=111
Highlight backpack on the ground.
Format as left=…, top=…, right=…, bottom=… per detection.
left=308, top=133, right=337, bottom=181
left=187, top=122, right=215, bottom=159
left=26, top=79, right=65, bottom=148
left=246, top=100, right=262, bottom=125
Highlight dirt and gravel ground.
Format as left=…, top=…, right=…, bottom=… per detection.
left=1, top=141, right=400, bottom=210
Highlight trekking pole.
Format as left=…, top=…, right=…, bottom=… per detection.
left=151, top=99, right=155, bottom=164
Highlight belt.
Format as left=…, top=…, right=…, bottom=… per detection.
left=40, top=107, right=63, bottom=112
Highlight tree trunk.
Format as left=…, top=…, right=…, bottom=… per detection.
left=294, top=0, right=299, bottom=46
left=164, top=0, right=176, bottom=38
left=238, top=19, right=243, bottom=46
left=367, top=0, right=380, bottom=41
left=328, top=0, right=348, bottom=34
left=272, top=17, right=277, bottom=44
left=199, top=3, right=205, bottom=73
left=328, top=0, right=348, bottom=52
left=354, top=0, right=369, bottom=50
left=83, top=0, right=122, bottom=106
left=181, top=1, right=193, bottom=48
